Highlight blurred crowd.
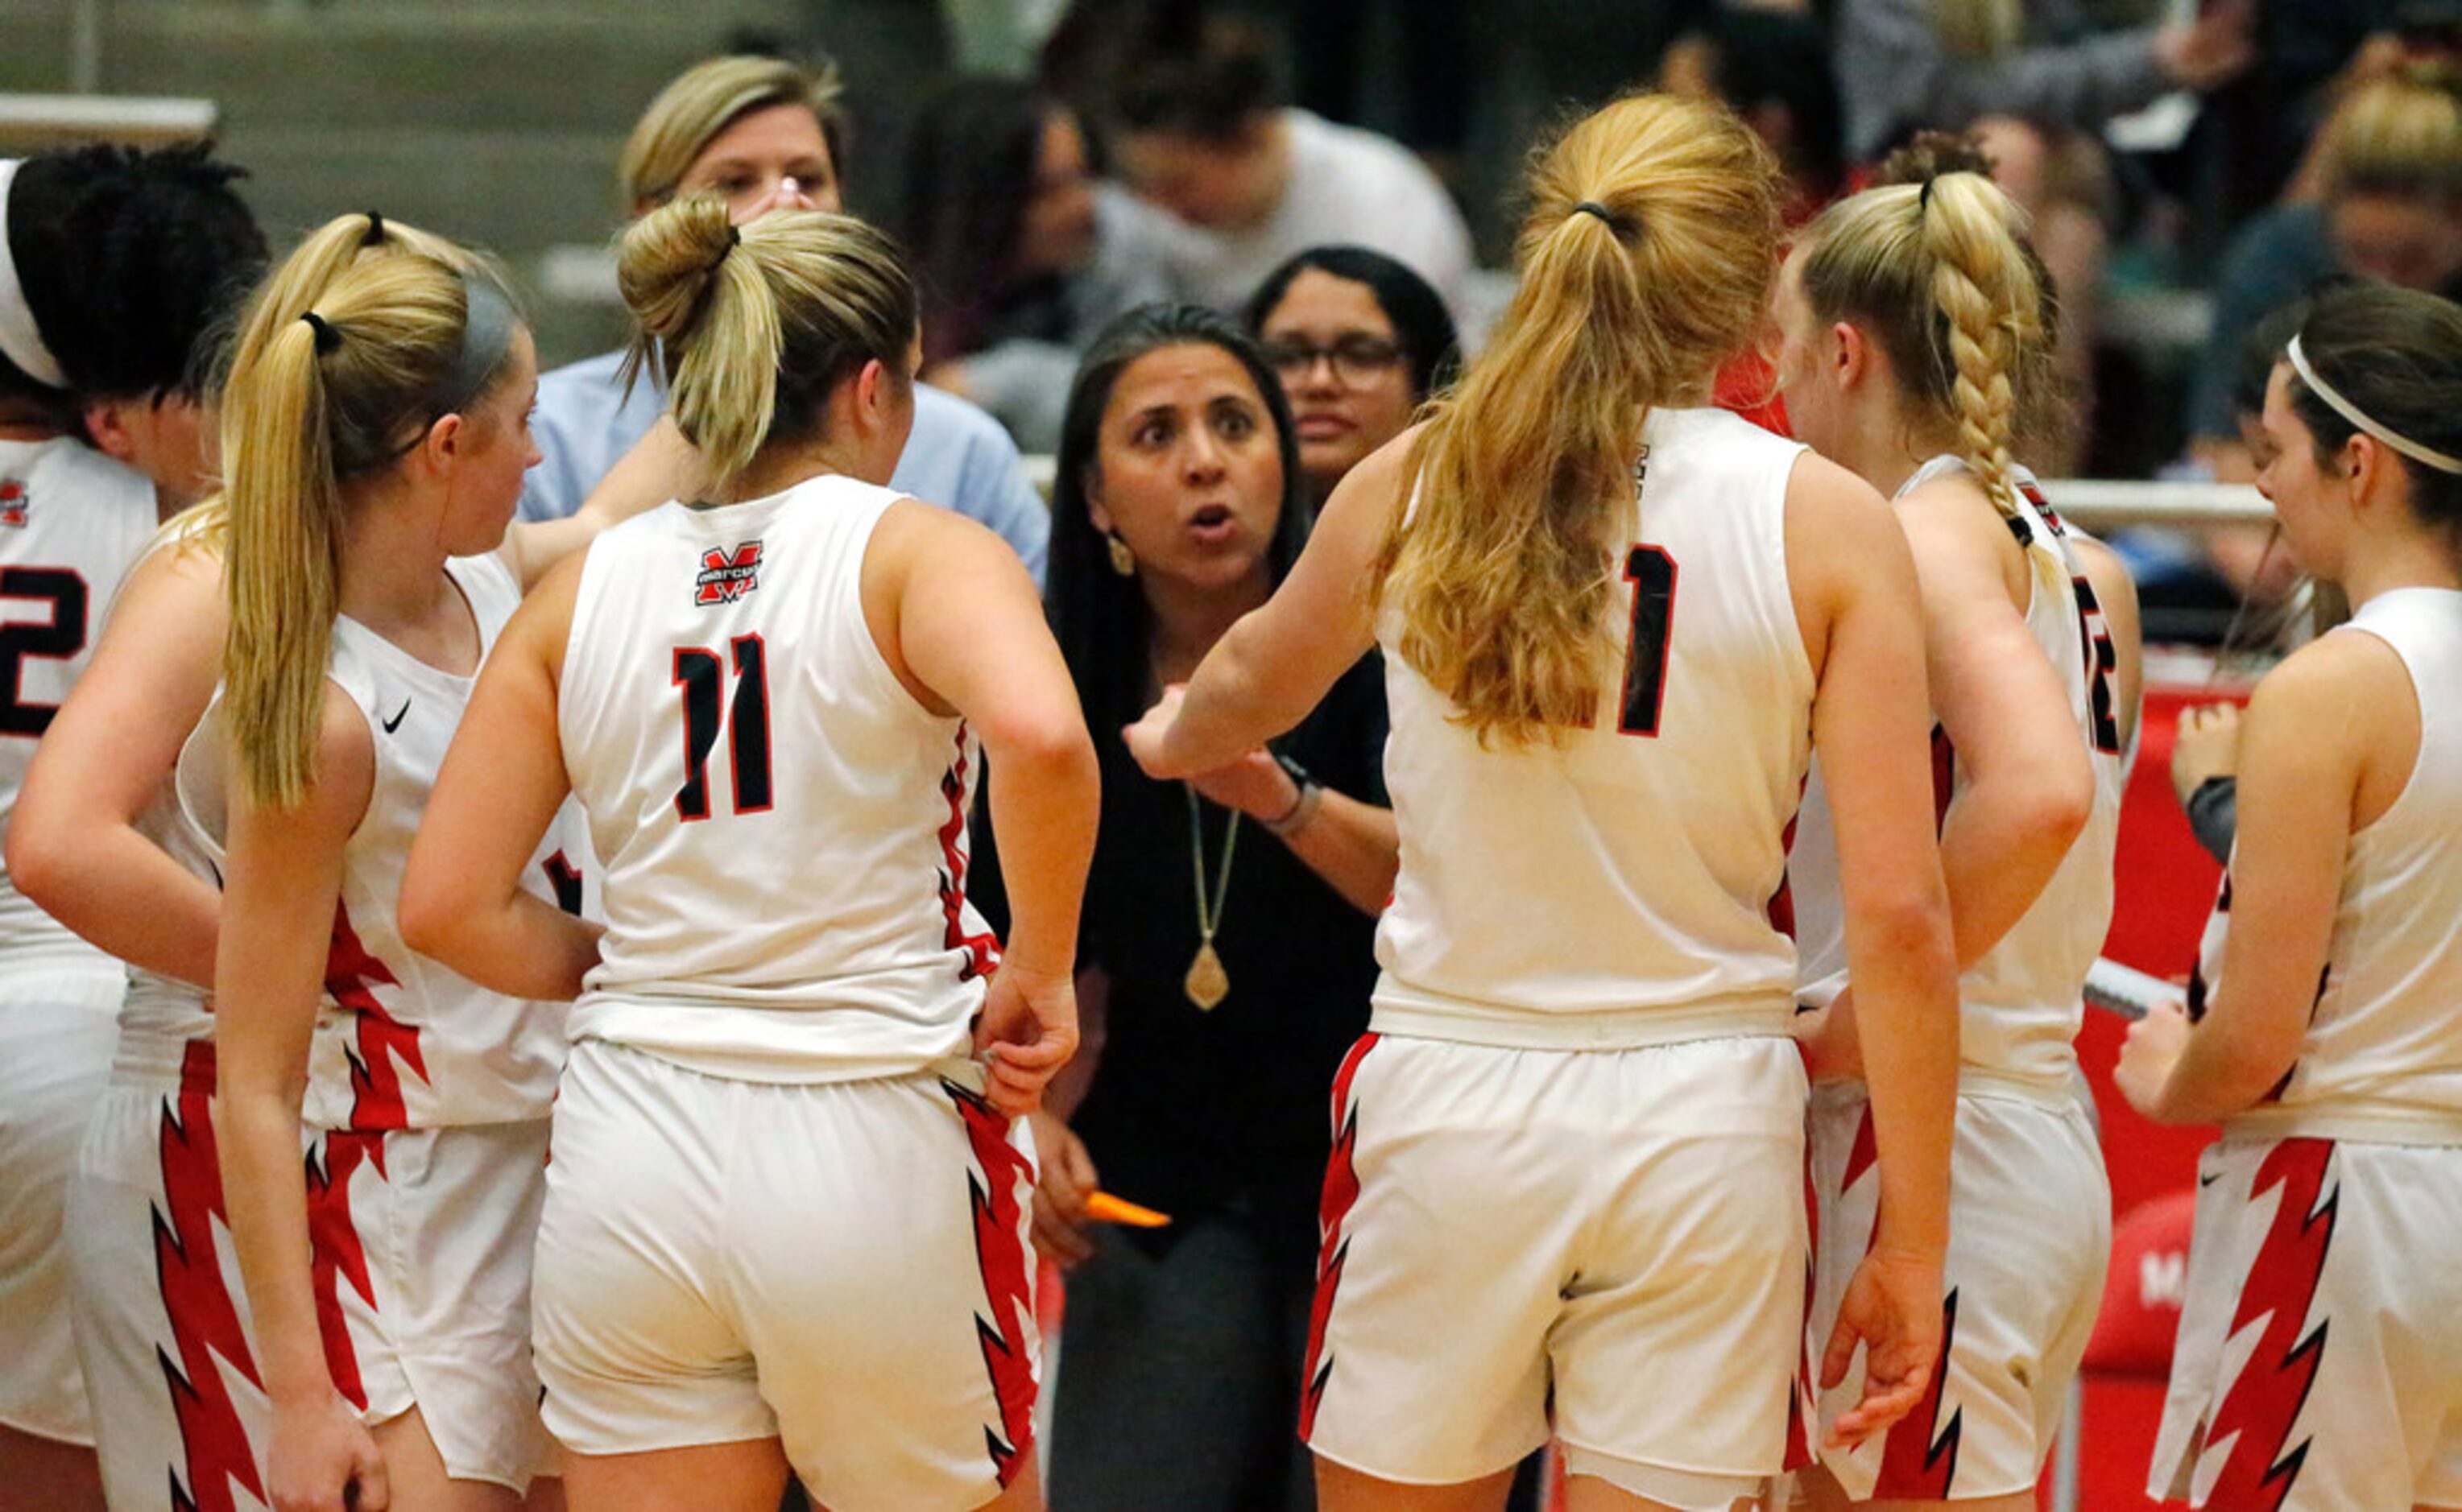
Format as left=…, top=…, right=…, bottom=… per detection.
left=788, top=0, right=2459, bottom=644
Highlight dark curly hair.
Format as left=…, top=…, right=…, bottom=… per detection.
left=4, top=143, right=266, bottom=405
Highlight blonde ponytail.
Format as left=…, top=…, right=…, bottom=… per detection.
left=618, top=196, right=916, bottom=495
left=1376, top=93, right=1780, bottom=747
left=217, top=213, right=516, bottom=808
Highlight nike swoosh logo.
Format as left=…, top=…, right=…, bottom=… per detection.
left=381, top=700, right=410, bottom=733
left=2199, top=1172, right=2220, bottom=1188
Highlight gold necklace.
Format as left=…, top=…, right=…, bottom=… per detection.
left=1183, top=785, right=1237, bottom=1010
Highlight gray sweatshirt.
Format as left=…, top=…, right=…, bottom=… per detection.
left=1835, top=0, right=2171, bottom=160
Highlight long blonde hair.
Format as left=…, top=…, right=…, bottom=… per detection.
left=1797, top=141, right=2059, bottom=526
left=1376, top=93, right=1781, bottom=747
left=617, top=194, right=914, bottom=494
left=218, top=213, right=515, bottom=809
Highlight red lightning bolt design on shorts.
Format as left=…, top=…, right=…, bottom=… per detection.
left=153, top=1040, right=267, bottom=1512
left=2203, top=1138, right=2337, bottom=1511
left=1873, top=1290, right=1963, bottom=1498
left=948, top=1082, right=1037, bottom=1485
left=1300, top=1033, right=1379, bottom=1442
left=300, top=904, right=420, bottom=1408
left=935, top=725, right=999, bottom=982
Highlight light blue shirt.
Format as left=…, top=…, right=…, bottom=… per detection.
left=519, top=347, right=1049, bottom=586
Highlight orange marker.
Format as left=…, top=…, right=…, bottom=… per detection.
left=1083, top=1191, right=1171, bottom=1228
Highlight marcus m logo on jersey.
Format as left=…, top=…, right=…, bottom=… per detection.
left=693, top=539, right=763, bottom=605
left=0, top=480, right=29, bottom=529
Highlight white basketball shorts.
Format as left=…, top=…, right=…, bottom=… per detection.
left=531, top=1039, right=1041, bottom=1512
left=0, top=961, right=121, bottom=1445
left=69, top=1039, right=272, bottom=1512
left=1802, top=1081, right=2108, bottom=1501
left=2150, top=1134, right=2462, bottom=1510
left=1299, top=1031, right=1810, bottom=1512
left=302, top=1114, right=556, bottom=1493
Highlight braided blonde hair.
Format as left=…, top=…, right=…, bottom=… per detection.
left=1797, top=151, right=2060, bottom=524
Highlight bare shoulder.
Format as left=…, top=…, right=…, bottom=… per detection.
left=868, top=497, right=1037, bottom=590
left=2256, top=625, right=2406, bottom=714
left=1783, top=449, right=1907, bottom=593
left=505, top=545, right=590, bottom=671
left=1783, top=448, right=1895, bottom=531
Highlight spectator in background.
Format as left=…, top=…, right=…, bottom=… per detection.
left=1836, top=0, right=2257, bottom=460
left=1090, top=7, right=1476, bottom=337
left=2188, top=58, right=2462, bottom=477
left=1835, top=0, right=2257, bottom=165
left=979, top=304, right=1394, bottom=1512
left=1661, top=4, right=1848, bottom=224
left=1245, top=246, right=1455, bottom=509
left=899, top=79, right=1184, bottom=452
left=519, top=53, right=1049, bottom=583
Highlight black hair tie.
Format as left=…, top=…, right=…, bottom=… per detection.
left=1571, top=200, right=1623, bottom=230
left=300, top=311, right=341, bottom=354
left=1918, top=177, right=1938, bottom=214
left=360, top=211, right=387, bottom=246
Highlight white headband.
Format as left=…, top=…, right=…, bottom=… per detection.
left=0, top=159, right=65, bottom=390
left=2286, top=333, right=2462, bottom=476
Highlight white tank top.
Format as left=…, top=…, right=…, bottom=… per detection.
left=1790, top=456, right=2123, bottom=1093
left=177, top=553, right=572, bottom=1126
left=2195, top=587, right=2462, bottom=1144
left=1370, top=406, right=1814, bottom=1049
left=0, top=436, right=155, bottom=973
left=557, top=476, right=994, bottom=1083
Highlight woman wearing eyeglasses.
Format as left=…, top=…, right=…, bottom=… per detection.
left=1248, top=247, right=1459, bottom=510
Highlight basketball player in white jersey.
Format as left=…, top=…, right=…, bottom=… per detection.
left=19, top=212, right=651, bottom=1512
left=1124, top=93, right=1961, bottom=1512
left=2118, top=283, right=2462, bottom=1511
left=0, top=144, right=263, bottom=1510
left=1769, top=141, right=2142, bottom=1511
left=14, top=213, right=648, bottom=1512
left=395, top=199, right=1095, bottom=1512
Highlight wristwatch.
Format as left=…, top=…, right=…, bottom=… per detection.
left=1264, top=750, right=1323, bottom=837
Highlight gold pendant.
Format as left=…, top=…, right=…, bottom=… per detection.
left=1184, top=941, right=1230, bottom=1010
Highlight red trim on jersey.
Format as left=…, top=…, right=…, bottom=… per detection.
left=325, top=903, right=424, bottom=1132
left=935, top=723, right=1000, bottom=982
left=1300, top=1032, right=1380, bottom=1442
left=303, top=1130, right=386, bottom=1411
left=945, top=1082, right=1037, bottom=1486
left=2203, top=1138, right=2337, bottom=1511
left=155, top=1039, right=269, bottom=1512
left=1872, top=1289, right=1963, bottom=1498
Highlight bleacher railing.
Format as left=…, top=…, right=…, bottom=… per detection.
left=1021, top=458, right=2272, bottom=531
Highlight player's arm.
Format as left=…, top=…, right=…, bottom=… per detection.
left=214, top=691, right=389, bottom=1511
left=399, top=554, right=598, bottom=1001
left=499, top=415, right=697, bottom=591
left=10, top=540, right=226, bottom=986
left=1787, top=452, right=1960, bottom=1444
left=873, top=503, right=1099, bottom=1113
left=1126, top=425, right=1399, bottom=778
left=1897, top=478, right=2094, bottom=971
left=2121, top=636, right=2374, bottom=1124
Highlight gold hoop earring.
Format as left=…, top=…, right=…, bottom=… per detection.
left=1106, top=532, right=1136, bottom=577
